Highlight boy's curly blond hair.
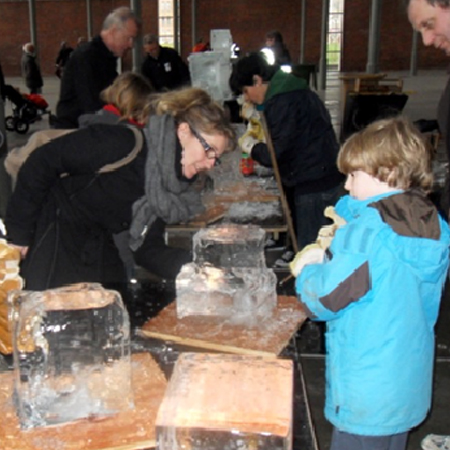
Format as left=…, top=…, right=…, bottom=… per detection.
left=337, top=116, right=433, bottom=192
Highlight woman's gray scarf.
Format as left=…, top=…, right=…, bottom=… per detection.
left=129, top=114, right=205, bottom=251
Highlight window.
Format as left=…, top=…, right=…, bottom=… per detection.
left=327, top=0, right=344, bottom=71
left=158, top=0, right=177, bottom=48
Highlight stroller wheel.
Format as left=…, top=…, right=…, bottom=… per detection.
left=5, top=116, right=16, bottom=131
left=15, top=120, right=29, bottom=135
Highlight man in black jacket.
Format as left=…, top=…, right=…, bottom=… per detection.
left=141, top=34, right=190, bottom=92
left=54, top=7, right=139, bottom=129
left=230, top=53, right=343, bottom=262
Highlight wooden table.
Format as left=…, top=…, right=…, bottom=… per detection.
left=0, top=353, right=167, bottom=450
left=0, top=284, right=318, bottom=450
left=165, top=178, right=289, bottom=239
left=339, top=73, right=407, bottom=142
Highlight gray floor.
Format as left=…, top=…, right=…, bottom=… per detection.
left=2, top=70, right=450, bottom=450
left=3, top=69, right=450, bottom=149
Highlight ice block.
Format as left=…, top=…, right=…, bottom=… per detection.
left=176, top=225, right=277, bottom=323
left=156, top=353, right=293, bottom=450
left=10, top=283, right=133, bottom=429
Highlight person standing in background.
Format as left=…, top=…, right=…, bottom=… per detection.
left=54, top=7, right=139, bottom=129
left=264, top=30, right=291, bottom=67
left=141, top=34, right=191, bottom=92
left=55, top=41, right=74, bottom=79
left=21, top=43, right=43, bottom=94
left=77, top=36, right=87, bottom=47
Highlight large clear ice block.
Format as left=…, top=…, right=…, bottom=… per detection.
left=193, top=224, right=267, bottom=269
left=188, top=52, right=232, bottom=102
left=176, top=225, right=277, bottom=323
left=10, top=283, right=133, bottom=429
left=156, top=353, right=293, bottom=450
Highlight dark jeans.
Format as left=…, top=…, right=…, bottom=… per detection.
left=330, top=427, right=408, bottom=450
left=289, top=183, right=343, bottom=250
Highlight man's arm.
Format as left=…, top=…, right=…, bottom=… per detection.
left=173, top=53, right=191, bottom=86
left=251, top=96, right=303, bottom=167
left=70, top=50, right=116, bottom=114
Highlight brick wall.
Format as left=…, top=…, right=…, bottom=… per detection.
left=342, top=0, right=448, bottom=72
left=0, top=0, right=158, bottom=76
left=0, top=0, right=448, bottom=77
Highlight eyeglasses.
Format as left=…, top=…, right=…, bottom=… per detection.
left=190, top=127, right=221, bottom=166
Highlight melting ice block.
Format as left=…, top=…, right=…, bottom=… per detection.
left=176, top=224, right=277, bottom=323
left=10, top=283, right=133, bottom=429
left=156, top=353, right=293, bottom=450
left=193, top=223, right=268, bottom=268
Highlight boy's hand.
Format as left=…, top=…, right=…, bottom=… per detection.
left=290, top=243, right=325, bottom=277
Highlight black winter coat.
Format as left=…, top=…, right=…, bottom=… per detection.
left=252, top=87, right=342, bottom=194
left=5, top=124, right=191, bottom=290
left=55, top=36, right=118, bottom=129
left=141, top=46, right=190, bottom=92
left=21, top=53, right=43, bottom=91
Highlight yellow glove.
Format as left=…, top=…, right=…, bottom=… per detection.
left=316, top=206, right=347, bottom=250
left=289, top=243, right=325, bottom=277
left=239, top=135, right=259, bottom=154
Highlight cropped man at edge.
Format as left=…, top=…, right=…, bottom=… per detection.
left=407, top=0, right=450, bottom=217
left=54, top=7, right=139, bottom=129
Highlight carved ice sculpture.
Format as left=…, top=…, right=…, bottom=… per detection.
left=176, top=224, right=277, bottom=324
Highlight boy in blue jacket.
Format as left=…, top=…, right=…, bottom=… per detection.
left=293, top=116, right=450, bottom=450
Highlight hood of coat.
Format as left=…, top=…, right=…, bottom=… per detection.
left=369, top=189, right=441, bottom=240
left=336, top=190, right=450, bottom=282
left=264, top=69, right=308, bottom=103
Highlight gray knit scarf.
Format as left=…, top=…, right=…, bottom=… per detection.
left=129, top=114, right=205, bottom=251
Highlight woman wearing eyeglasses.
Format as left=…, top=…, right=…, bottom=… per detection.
left=5, top=87, right=236, bottom=290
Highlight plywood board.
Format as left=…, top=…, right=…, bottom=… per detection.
left=186, top=205, right=227, bottom=227
left=0, top=353, right=167, bottom=450
left=214, top=193, right=280, bottom=203
left=139, top=296, right=306, bottom=357
left=157, top=353, right=293, bottom=440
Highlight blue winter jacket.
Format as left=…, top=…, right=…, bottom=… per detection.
left=295, top=189, right=450, bottom=436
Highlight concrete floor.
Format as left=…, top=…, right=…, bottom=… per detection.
left=2, top=70, right=450, bottom=449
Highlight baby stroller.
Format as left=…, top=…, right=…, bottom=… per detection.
left=4, top=86, right=50, bottom=134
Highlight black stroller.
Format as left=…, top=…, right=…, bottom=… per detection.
left=3, top=85, right=50, bottom=134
